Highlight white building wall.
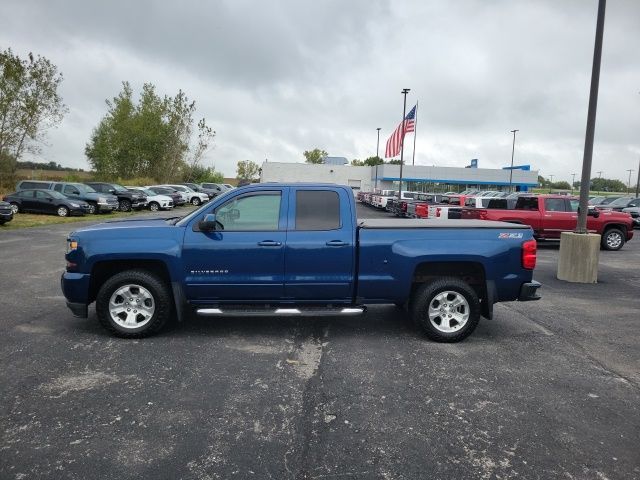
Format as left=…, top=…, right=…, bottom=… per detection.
left=260, top=162, right=372, bottom=191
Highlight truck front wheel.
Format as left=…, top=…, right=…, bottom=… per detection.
left=95, top=269, right=172, bottom=338
left=601, top=228, right=625, bottom=251
left=410, top=278, right=481, bottom=342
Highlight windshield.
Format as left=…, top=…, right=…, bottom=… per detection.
left=138, top=188, right=155, bottom=196
left=608, top=197, right=633, bottom=207
left=75, top=184, right=97, bottom=193
left=175, top=188, right=235, bottom=226
left=49, top=190, right=68, bottom=199
left=110, top=183, right=129, bottom=192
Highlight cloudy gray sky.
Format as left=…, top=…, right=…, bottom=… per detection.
left=1, top=0, right=639, bottom=184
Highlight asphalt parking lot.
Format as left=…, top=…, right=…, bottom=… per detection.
left=1, top=205, right=639, bottom=479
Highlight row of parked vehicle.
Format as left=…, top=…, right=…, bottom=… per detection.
left=0, top=180, right=235, bottom=222
left=357, top=189, right=637, bottom=250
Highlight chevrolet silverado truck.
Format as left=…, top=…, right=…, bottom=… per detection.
left=461, top=194, right=634, bottom=250
left=61, top=184, right=541, bottom=342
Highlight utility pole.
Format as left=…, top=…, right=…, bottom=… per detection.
left=549, top=174, right=554, bottom=193
left=375, top=127, right=381, bottom=192
left=509, top=129, right=519, bottom=193
left=627, top=169, right=634, bottom=194
left=571, top=173, right=576, bottom=194
left=398, top=88, right=410, bottom=200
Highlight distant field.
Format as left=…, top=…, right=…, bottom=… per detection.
left=15, top=169, right=92, bottom=180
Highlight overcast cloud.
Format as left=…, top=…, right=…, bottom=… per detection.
left=1, top=0, right=639, bottom=184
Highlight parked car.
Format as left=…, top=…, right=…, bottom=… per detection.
left=0, top=201, right=14, bottom=225
left=125, top=187, right=174, bottom=211
left=146, top=186, right=185, bottom=206
left=179, top=183, right=217, bottom=199
left=200, top=183, right=230, bottom=195
left=61, top=183, right=541, bottom=341
left=622, top=207, right=640, bottom=228
left=15, top=180, right=55, bottom=191
left=48, top=182, right=118, bottom=214
left=602, top=197, right=640, bottom=212
left=3, top=189, right=91, bottom=217
left=461, top=194, right=634, bottom=251
left=159, top=185, right=209, bottom=206
left=85, top=182, right=147, bottom=212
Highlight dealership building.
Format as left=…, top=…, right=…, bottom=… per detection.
left=260, top=161, right=539, bottom=192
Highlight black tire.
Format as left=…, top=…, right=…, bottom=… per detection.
left=601, top=228, right=625, bottom=251
left=95, top=269, right=173, bottom=338
left=10, top=202, right=20, bottom=214
left=149, top=201, right=160, bottom=212
left=87, top=202, right=97, bottom=214
left=57, top=205, right=70, bottom=217
left=410, top=278, right=481, bottom=342
left=191, top=197, right=201, bottom=206
left=119, top=199, right=132, bottom=212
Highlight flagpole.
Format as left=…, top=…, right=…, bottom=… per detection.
left=398, top=88, right=410, bottom=200
left=412, top=100, right=418, bottom=166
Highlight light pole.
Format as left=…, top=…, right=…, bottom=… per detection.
left=636, top=158, right=640, bottom=198
left=627, top=169, right=634, bottom=194
left=398, top=88, right=410, bottom=200
left=549, top=174, right=554, bottom=193
left=575, top=0, right=606, bottom=234
left=571, top=173, right=576, bottom=194
left=597, top=170, right=603, bottom=194
left=509, top=129, right=519, bottom=193
left=375, top=127, right=381, bottom=192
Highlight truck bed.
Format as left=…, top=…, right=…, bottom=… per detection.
left=358, top=219, right=531, bottom=229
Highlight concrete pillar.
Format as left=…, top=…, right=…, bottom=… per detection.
left=557, top=232, right=601, bottom=283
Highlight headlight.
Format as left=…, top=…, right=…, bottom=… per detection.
left=69, top=202, right=80, bottom=207
left=98, top=197, right=106, bottom=203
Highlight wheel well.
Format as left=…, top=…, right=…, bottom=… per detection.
left=89, top=260, right=171, bottom=303
left=411, top=261, right=489, bottom=316
left=603, top=224, right=625, bottom=234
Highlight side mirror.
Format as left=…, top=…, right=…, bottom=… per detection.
left=72, top=191, right=79, bottom=195
left=588, top=207, right=600, bottom=218
left=109, top=188, right=116, bottom=193
left=198, top=213, right=218, bottom=232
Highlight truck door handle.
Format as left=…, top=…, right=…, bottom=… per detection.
left=258, top=240, right=282, bottom=247
left=326, top=240, right=349, bottom=247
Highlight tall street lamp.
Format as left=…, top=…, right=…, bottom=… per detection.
left=375, top=127, right=381, bottom=192
left=398, top=88, right=410, bottom=200
left=627, top=169, right=634, bottom=193
left=597, top=170, right=603, bottom=194
left=571, top=173, right=576, bottom=194
left=509, top=129, right=519, bottom=193
left=549, top=174, right=554, bottom=193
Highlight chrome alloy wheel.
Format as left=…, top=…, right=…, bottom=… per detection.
left=108, top=284, right=155, bottom=329
left=605, top=231, right=623, bottom=249
left=427, top=290, right=470, bottom=333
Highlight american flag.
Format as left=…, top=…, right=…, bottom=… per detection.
left=385, top=105, right=416, bottom=158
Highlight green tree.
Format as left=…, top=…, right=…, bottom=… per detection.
left=387, top=159, right=403, bottom=165
left=351, top=159, right=365, bottom=166
left=364, top=156, right=384, bottom=166
left=85, top=82, right=214, bottom=183
left=236, top=160, right=260, bottom=181
left=0, top=48, right=67, bottom=186
left=550, top=181, right=571, bottom=190
left=185, top=165, right=224, bottom=183
left=303, top=148, right=328, bottom=164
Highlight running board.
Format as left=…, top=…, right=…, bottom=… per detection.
left=196, top=306, right=366, bottom=317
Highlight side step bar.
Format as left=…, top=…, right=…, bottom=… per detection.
left=196, top=306, right=366, bottom=317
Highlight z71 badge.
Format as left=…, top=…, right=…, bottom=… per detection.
left=498, top=232, right=524, bottom=239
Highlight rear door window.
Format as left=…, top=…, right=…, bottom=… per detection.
left=544, top=198, right=567, bottom=212
left=295, top=190, right=340, bottom=231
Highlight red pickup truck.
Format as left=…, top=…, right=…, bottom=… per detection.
left=461, top=195, right=634, bottom=250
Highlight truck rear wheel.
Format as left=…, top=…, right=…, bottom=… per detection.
left=410, top=278, right=480, bottom=342
left=601, top=228, right=625, bottom=251
left=95, top=269, right=172, bottom=338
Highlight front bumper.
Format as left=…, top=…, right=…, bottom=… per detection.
left=61, top=271, right=91, bottom=316
left=0, top=211, right=13, bottom=221
left=518, top=281, right=542, bottom=301
left=97, top=202, right=118, bottom=212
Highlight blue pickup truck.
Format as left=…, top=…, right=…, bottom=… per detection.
left=61, top=183, right=541, bottom=342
